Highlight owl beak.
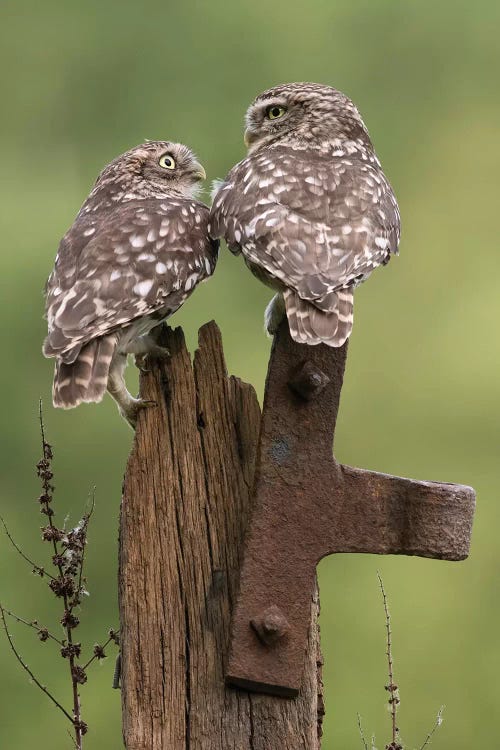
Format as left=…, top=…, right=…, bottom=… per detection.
left=191, top=162, right=207, bottom=181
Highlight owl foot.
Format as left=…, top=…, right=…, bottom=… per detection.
left=134, top=345, right=171, bottom=373
left=264, top=293, right=286, bottom=337
left=107, top=355, right=158, bottom=429
left=130, top=334, right=171, bottom=372
left=119, top=397, right=157, bottom=430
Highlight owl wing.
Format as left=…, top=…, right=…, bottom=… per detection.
left=209, top=146, right=400, bottom=309
left=44, top=198, right=217, bottom=362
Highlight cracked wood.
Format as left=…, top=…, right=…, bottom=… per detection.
left=119, top=322, right=324, bottom=749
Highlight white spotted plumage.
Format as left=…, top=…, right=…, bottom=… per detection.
left=209, top=82, right=400, bottom=347
left=43, top=141, right=218, bottom=426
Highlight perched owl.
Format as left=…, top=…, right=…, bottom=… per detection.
left=43, top=141, right=218, bottom=427
left=209, top=82, right=400, bottom=346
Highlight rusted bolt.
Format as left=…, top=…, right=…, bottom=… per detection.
left=250, top=605, right=290, bottom=646
left=288, top=360, right=330, bottom=400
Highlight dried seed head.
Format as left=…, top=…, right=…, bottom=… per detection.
left=93, top=644, right=106, bottom=660
left=71, top=665, right=87, bottom=685
left=73, top=719, right=88, bottom=735
left=61, top=611, right=80, bottom=629
left=41, top=525, right=63, bottom=542
left=50, top=575, right=75, bottom=599
left=108, top=629, right=120, bottom=645
left=60, top=642, right=81, bottom=659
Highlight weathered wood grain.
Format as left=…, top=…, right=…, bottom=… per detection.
left=119, top=322, right=323, bottom=749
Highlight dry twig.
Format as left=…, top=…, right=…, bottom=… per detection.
left=418, top=707, right=444, bottom=750
left=0, top=602, right=74, bottom=724
left=0, top=402, right=119, bottom=748
left=357, top=575, right=444, bottom=750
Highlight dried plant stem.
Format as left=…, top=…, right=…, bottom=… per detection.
left=377, top=571, right=400, bottom=748
left=358, top=577, right=444, bottom=749
left=357, top=713, right=369, bottom=750
left=0, top=515, right=54, bottom=580
left=418, top=707, right=444, bottom=750
left=81, top=634, right=114, bottom=671
left=1, top=404, right=118, bottom=749
left=2, top=607, right=64, bottom=646
left=75, top=493, right=94, bottom=605
left=0, top=602, right=74, bottom=724
left=38, top=403, right=84, bottom=749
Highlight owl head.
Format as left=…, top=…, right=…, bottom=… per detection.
left=243, top=82, right=372, bottom=154
left=94, top=141, right=207, bottom=200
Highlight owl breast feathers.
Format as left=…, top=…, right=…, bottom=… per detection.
left=209, top=85, right=400, bottom=347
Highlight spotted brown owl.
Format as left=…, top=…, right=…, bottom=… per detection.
left=43, top=141, right=218, bottom=427
left=209, top=82, right=400, bottom=347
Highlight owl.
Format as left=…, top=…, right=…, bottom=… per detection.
left=43, top=141, right=218, bottom=427
left=209, top=82, right=400, bottom=347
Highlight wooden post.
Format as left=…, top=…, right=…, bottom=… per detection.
left=119, top=322, right=324, bottom=749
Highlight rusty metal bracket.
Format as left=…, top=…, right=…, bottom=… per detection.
left=226, top=320, right=476, bottom=698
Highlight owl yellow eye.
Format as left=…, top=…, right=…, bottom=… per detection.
left=159, top=153, right=176, bottom=169
left=266, top=105, right=287, bottom=120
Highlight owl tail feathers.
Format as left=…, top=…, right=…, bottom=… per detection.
left=283, top=289, right=353, bottom=348
left=52, top=334, right=119, bottom=409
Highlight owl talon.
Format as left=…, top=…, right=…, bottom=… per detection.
left=120, top=398, right=157, bottom=430
left=134, top=345, right=170, bottom=373
left=134, top=354, right=150, bottom=372
left=150, top=344, right=171, bottom=360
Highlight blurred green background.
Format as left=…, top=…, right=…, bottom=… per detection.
left=0, top=0, right=498, bottom=747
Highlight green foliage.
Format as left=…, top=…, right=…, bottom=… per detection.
left=0, top=0, right=498, bottom=746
